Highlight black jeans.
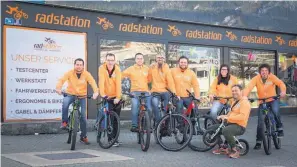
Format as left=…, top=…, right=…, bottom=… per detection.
left=107, top=99, right=122, bottom=141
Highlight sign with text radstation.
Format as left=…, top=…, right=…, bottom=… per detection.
left=3, top=26, right=86, bottom=122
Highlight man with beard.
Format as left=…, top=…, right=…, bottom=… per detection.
left=171, top=56, right=200, bottom=114
left=149, top=54, right=176, bottom=123
left=56, top=58, right=99, bottom=145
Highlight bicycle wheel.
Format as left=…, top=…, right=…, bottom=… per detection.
left=97, top=111, right=120, bottom=149
left=189, top=115, right=216, bottom=152
left=67, top=115, right=72, bottom=144
left=272, top=123, right=281, bottom=149
left=70, top=109, right=79, bottom=150
left=139, top=111, right=151, bottom=152
left=202, top=129, right=219, bottom=147
left=156, top=114, right=193, bottom=152
left=262, top=116, right=272, bottom=155
left=237, top=139, right=249, bottom=156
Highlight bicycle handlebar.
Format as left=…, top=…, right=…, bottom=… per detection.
left=62, top=92, right=93, bottom=99
left=122, top=92, right=150, bottom=99
left=186, top=89, right=200, bottom=103
left=249, top=95, right=280, bottom=103
left=213, top=96, right=233, bottom=101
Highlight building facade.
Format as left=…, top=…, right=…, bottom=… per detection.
left=1, top=1, right=297, bottom=122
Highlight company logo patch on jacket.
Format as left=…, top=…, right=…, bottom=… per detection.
left=265, top=81, right=273, bottom=85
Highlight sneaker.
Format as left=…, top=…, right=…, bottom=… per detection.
left=80, top=136, right=90, bottom=145
left=278, top=130, right=284, bottom=138
left=130, top=126, right=139, bottom=133
left=212, top=145, right=229, bottom=155
left=113, top=141, right=120, bottom=147
left=60, top=122, right=68, bottom=129
left=229, top=148, right=240, bottom=159
left=253, top=143, right=261, bottom=150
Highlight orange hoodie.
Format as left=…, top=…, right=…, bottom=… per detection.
left=209, top=75, right=238, bottom=104
left=98, top=63, right=122, bottom=99
left=56, top=70, right=98, bottom=96
left=148, top=63, right=176, bottom=93
left=171, top=67, right=200, bottom=98
left=227, top=99, right=251, bottom=128
left=243, top=74, right=286, bottom=103
left=122, top=64, right=150, bottom=92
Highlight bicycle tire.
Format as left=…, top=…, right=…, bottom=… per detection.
left=97, top=111, right=120, bottom=149
left=139, top=111, right=151, bottom=152
left=71, top=109, right=79, bottom=150
left=262, top=116, right=271, bottom=155
left=237, top=139, right=249, bottom=156
left=272, top=123, right=281, bottom=149
left=189, top=115, right=216, bottom=152
left=67, top=115, right=72, bottom=144
left=156, top=114, right=193, bottom=152
left=202, top=129, right=219, bottom=147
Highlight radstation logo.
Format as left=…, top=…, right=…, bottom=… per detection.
left=34, top=37, right=62, bottom=52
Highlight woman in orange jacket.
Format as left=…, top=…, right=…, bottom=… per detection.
left=208, top=64, right=238, bottom=120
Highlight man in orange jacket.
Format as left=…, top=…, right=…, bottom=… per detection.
left=98, top=53, right=122, bottom=147
left=149, top=54, right=176, bottom=123
left=243, top=63, right=286, bottom=150
left=56, top=58, right=99, bottom=145
left=171, top=56, right=200, bottom=114
left=210, top=84, right=251, bottom=159
left=122, top=53, right=152, bottom=132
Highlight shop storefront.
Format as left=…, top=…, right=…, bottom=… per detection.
left=1, top=1, right=297, bottom=122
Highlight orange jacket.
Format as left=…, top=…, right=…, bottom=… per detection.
left=98, top=63, right=122, bottom=99
left=56, top=70, right=98, bottom=96
left=148, top=63, right=176, bottom=93
left=227, top=99, right=251, bottom=128
left=243, top=74, right=286, bottom=103
left=122, top=64, right=150, bottom=92
left=171, top=68, right=200, bottom=98
left=209, top=75, right=238, bottom=104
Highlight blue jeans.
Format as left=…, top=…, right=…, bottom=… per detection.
left=210, top=101, right=225, bottom=120
left=131, top=91, right=152, bottom=127
left=151, top=92, right=169, bottom=123
left=62, top=95, right=87, bottom=138
left=256, top=100, right=283, bottom=141
left=176, top=97, right=198, bottom=115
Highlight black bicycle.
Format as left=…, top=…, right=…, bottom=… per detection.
left=155, top=89, right=193, bottom=152
left=63, top=93, right=92, bottom=150
left=124, top=92, right=151, bottom=152
left=95, top=97, right=124, bottom=149
left=249, top=95, right=282, bottom=155
left=206, top=96, right=233, bottom=123
left=203, top=120, right=249, bottom=156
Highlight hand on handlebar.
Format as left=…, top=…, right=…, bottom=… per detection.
left=56, top=89, right=62, bottom=95
left=280, top=92, right=286, bottom=98
left=114, top=98, right=120, bottom=104
left=217, top=115, right=228, bottom=121
left=209, top=94, right=214, bottom=102
left=93, top=92, right=99, bottom=100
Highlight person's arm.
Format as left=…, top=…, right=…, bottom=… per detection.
left=98, top=67, right=106, bottom=97
left=148, top=67, right=153, bottom=84
left=86, top=72, right=99, bottom=93
left=209, top=78, right=218, bottom=96
left=115, top=69, right=122, bottom=99
left=191, top=72, right=200, bottom=98
left=166, top=70, right=176, bottom=94
left=56, top=71, right=70, bottom=92
left=271, top=74, right=286, bottom=94
left=243, top=76, right=257, bottom=97
left=227, top=100, right=251, bottom=122
left=121, top=67, right=131, bottom=79
left=233, top=76, right=239, bottom=85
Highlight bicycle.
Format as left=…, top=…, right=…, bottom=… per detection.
left=205, top=96, right=233, bottom=126
left=202, top=120, right=249, bottom=156
left=63, top=93, right=92, bottom=150
left=249, top=95, right=282, bottom=155
left=95, top=97, right=124, bottom=149
left=155, top=88, right=193, bottom=152
left=124, top=92, right=151, bottom=152
left=183, top=90, right=217, bottom=152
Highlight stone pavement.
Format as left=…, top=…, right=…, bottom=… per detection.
left=2, top=114, right=297, bottom=167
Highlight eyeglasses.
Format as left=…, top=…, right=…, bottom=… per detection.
left=156, top=57, right=165, bottom=59
left=221, top=69, right=228, bottom=71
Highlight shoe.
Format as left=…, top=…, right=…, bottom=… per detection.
left=278, top=130, right=284, bottom=138
left=60, top=122, right=68, bottom=129
left=113, top=141, right=121, bottom=147
left=253, top=143, right=261, bottom=150
left=212, top=145, right=229, bottom=155
left=80, top=136, right=90, bottom=145
left=229, top=148, right=240, bottom=159
left=130, top=126, right=139, bottom=133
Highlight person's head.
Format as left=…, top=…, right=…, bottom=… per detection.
left=219, top=64, right=230, bottom=77
left=259, top=64, right=271, bottom=79
left=178, top=56, right=189, bottom=70
left=135, top=53, right=144, bottom=66
left=293, top=55, right=297, bottom=64
left=105, top=53, right=116, bottom=68
left=74, top=58, right=84, bottom=73
left=156, top=54, right=165, bottom=65
left=231, top=84, right=243, bottom=100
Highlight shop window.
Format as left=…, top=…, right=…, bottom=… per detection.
left=168, top=44, right=221, bottom=108
left=278, top=53, right=297, bottom=107
left=230, top=48, right=275, bottom=107
left=100, top=39, right=166, bottom=109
